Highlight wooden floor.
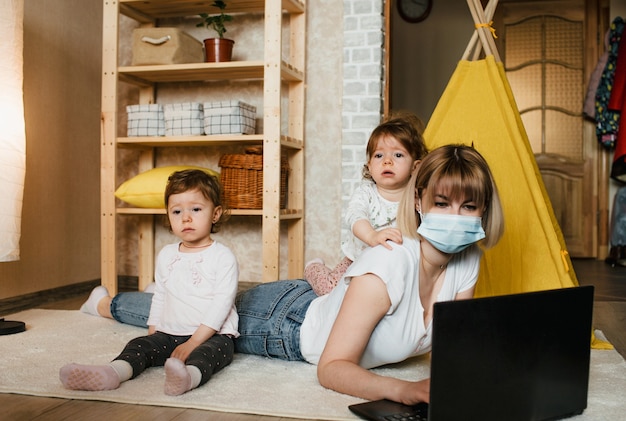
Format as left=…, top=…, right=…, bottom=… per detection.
left=1, top=258, right=625, bottom=420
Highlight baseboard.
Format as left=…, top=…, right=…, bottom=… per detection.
left=0, top=276, right=139, bottom=317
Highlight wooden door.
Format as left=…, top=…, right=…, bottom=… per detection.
left=494, top=0, right=603, bottom=257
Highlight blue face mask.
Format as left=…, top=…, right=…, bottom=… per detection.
left=417, top=212, right=486, bottom=254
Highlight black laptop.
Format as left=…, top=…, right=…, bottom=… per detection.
left=349, top=286, right=594, bottom=421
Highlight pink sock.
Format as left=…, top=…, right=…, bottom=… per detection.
left=59, top=363, right=120, bottom=391
left=164, top=358, right=192, bottom=396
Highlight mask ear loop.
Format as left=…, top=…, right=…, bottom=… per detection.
left=416, top=199, right=424, bottom=223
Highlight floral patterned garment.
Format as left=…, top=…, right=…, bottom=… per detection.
left=595, top=16, right=625, bottom=150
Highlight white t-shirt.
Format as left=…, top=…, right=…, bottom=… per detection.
left=300, top=237, right=480, bottom=368
left=342, top=179, right=399, bottom=261
left=147, top=241, right=240, bottom=337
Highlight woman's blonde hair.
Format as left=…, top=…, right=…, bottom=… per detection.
left=397, top=144, right=504, bottom=249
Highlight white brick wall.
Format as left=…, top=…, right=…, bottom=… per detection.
left=341, top=0, right=386, bottom=240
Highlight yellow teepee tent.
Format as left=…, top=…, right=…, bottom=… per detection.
left=423, top=0, right=578, bottom=297
left=425, top=0, right=612, bottom=350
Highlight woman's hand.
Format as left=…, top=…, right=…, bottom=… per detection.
left=395, top=378, right=431, bottom=405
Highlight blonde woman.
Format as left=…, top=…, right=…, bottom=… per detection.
left=235, top=144, right=504, bottom=404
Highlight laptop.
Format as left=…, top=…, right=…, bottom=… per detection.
left=349, top=285, right=594, bottom=421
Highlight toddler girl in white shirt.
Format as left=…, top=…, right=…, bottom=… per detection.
left=60, top=169, right=239, bottom=396
left=304, top=113, right=428, bottom=295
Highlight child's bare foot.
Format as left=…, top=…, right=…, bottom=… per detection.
left=59, top=363, right=120, bottom=391
left=164, top=358, right=192, bottom=395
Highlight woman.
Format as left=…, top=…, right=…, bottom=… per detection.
left=234, top=144, right=504, bottom=404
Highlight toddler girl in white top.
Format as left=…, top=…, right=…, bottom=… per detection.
left=304, top=113, right=428, bottom=295
left=60, top=169, right=239, bottom=396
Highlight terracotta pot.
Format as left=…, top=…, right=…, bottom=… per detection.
left=203, top=38, right=234, bottom=62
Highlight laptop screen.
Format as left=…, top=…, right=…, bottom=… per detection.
left=349, top=286, right=594, bottom=421
left=428, top=286, right=593, bottom=421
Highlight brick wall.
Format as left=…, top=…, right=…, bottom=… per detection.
left=341, top=0, right=386, bottom=240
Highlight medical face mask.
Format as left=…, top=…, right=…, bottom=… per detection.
left=417, top=211, right=486, bottom=254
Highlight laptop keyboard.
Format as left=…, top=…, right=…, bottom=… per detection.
left=382, top=410, right=428, bottom=421
left=348, top=399, right=429, bottom=421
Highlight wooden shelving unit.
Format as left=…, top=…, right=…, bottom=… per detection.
left=101, top=0, right=306, bottom=294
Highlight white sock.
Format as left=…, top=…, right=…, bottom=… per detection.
left=188, top=364, right=202, bottom=389
left=109, top=360, right=133, bottom=382
left=79, top=286, right=110, bottom=317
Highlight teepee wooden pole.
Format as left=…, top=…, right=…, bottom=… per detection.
left=472, top=0, right=498, bottom=60
left=464, top=0, right=501, bottom=62
left=462, top=0, right=497, bottom=60
left=466, top=0, right=489, bottom=56
left=476, top=0, right=501, bottom=62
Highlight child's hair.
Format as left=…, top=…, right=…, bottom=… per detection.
left=398, top=144, right=504, bottom=249
left=362, top=112, right=429, bottom=180
left=164, top=169, right=229, bottom=233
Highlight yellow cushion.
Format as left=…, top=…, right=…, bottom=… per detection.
left=115, top=165, right=219, bottom=208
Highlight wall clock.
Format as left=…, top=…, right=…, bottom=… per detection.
left=397, top=0, right=433, bottom=23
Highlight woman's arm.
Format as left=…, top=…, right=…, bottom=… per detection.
left=317, top=274, right=430, bottom=405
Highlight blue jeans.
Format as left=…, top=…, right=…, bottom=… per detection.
left=110, top=291, right=153, bottom=328
left=234, top=279, right=316, bottom=361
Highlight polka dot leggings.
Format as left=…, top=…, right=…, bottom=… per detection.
left=113, top=332, right=234, bottom=387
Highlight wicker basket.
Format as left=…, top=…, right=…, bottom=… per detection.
left=219, top=147, right=289, bottom=209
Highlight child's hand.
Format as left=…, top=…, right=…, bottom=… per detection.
left=171, top=339, right=202, bottom=362
left=368, top=228, right=403, bottom=250
left=171, top=325, right=216, bottom=362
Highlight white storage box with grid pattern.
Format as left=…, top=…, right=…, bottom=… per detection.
left=126, top=104, right=165, bottom=136
left=163, top=102, right=204, bottom=136
left=203, top=101, right=256, bottom=135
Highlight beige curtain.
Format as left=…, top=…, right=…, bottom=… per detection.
left=0, top=0, right=25, bottom=262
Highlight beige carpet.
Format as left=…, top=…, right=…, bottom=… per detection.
left=1, top=309, right=625, bottom=420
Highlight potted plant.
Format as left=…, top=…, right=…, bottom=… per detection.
left=197, top=1, right=234, bottom=62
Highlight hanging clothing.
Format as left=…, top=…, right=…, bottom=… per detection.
left=605, top=187, right=626, bottom=266
left=595, top=17, right=625, bottom=150
left=584, top=27, right=610, bottom=119
left=611, top=27, right=626, bottom=182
